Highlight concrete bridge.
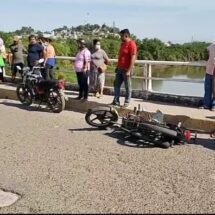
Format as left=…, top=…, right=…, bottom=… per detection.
left=0, top=79, right=215, bottom=133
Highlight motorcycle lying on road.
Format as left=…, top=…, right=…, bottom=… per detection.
left=85, top=105, right=192, bottom=149
left=16, top=59, right=67, bottom=113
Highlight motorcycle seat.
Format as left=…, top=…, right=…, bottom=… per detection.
left=37, top=79, right=58, bottom=89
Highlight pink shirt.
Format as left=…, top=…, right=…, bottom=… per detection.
left=206, top=43, right=215, bottom=75
left=74, top=48, right=91, bottom=72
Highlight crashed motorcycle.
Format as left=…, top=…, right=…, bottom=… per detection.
left=16, top=59, right=67, bottom=113
left=85, top=105, right=192, bottom=149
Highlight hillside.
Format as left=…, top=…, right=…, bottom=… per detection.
left=0, top=24, right=210, bottom=61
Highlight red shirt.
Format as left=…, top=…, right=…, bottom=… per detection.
left=117, top=40, right=137, bottom=70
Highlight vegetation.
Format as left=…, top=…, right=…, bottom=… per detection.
left=0, top=24, right=209, bottom=82
left=0, top=24, right=210, bottom=62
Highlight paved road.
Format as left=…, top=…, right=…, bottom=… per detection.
left=0, top=99, right=214, bottom=214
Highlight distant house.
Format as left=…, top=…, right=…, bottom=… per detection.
left=34, top=24, right=120, bottom=40
left=43, top=31, right=54, bottom=38
left=164, top=42, right=171, bottom=47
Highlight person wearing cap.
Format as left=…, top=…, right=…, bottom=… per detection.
left=9, top=36, right=27, bottom=81
left=43, top=37, right=56, bottom=80
left=111, top=28, right=137, bottom=107
left=74, top=38, right=91, bottom=101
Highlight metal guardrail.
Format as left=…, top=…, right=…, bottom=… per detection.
left=55, top=56, right=206, bottom=92
left=55, top=56, right=206, bottom=67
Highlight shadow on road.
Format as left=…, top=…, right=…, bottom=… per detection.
left=68, top=128, right=102, bottom=132
left=0, top=81, right=18, bottom=87
left=0, top=101, right=52, bottom=113
left=206, top=116, right=215, bottom=120
left=105, top=129, right=215, bottom=151
left=104, top=130, right=155, bottom=149
left=192, top=137, right=215, bottom=151
left=69, top=125, right=215, bottom=151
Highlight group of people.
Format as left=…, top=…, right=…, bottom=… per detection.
left=74, top=28, right=137, bottom=107
left=74, top=38, right=109, bottom=101
left=0, top=28, right=137, bottom=108
left=0, top=34, right=56, bottom=83
left=2, top=27, right=215, bottom=110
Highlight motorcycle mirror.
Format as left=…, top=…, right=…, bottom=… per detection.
left=16, top=65, right=22, bottom=70
left=38, top=59, right=44, bottom=64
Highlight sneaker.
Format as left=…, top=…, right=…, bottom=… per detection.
left=123, top=102, right=130, bottom=108
left=81, top=98, right=88, bottom=102
left=95, top=92, right=100, bottom=98
left=110, top=101, right=120, bottom=106
left=211, top=101, right=215, bottom=111
left=198, top=105, right=210, bottom=110
left=74, top=96, right=82, bottom=100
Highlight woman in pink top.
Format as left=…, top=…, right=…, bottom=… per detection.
left=74, top=39, right=91, bottom=101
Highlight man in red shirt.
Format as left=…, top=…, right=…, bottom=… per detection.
left=112, top=29, right=137, bottom=107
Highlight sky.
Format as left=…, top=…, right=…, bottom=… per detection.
left=1, top=0, right=215, bottom=43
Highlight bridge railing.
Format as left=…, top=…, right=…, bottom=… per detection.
left=55, top=56, right=206, bottom=92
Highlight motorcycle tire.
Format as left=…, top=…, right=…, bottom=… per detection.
left=47, top=90, right=65, bottom=113
left=16, top=84, right=33, bottom=106
left=85, top=106, right=119, bottom=129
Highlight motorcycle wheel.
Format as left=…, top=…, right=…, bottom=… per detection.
left=85, top=106, right=119, bottom=129
left=47, top=90, right=65, bottom=113
left=16, top=84, right=33, bottom=106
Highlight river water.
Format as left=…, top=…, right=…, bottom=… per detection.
left=105, top=66, right=205, bottom=97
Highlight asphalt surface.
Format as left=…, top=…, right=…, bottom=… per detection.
left=0, top=99, right=214, bottom=214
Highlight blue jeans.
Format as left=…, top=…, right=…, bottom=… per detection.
left=203, top=73, right=213, bottom=108
left=113, top=69, right=132, bottom=104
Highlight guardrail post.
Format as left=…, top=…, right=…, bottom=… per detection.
left=148, top=64, right=152, bottom=92
left=143, top=64, right=148, bottom=91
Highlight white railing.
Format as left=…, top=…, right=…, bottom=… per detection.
left=55, top=56, right=206, bottom=92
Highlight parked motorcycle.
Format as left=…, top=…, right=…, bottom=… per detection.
left=16, top=59, right=67, bottom=113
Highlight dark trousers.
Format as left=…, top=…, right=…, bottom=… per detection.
left=11, top=63, right=24, bottom=77
left=76, top=71, right=89, bottom=99
left=203, top=73, right=213, bottom=108
left=0, top=67, right=5, bottom=81
left=44, top=64, right=54, bottom=80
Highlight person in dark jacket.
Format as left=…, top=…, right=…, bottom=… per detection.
left=27, top=35, right=44, bottom=70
